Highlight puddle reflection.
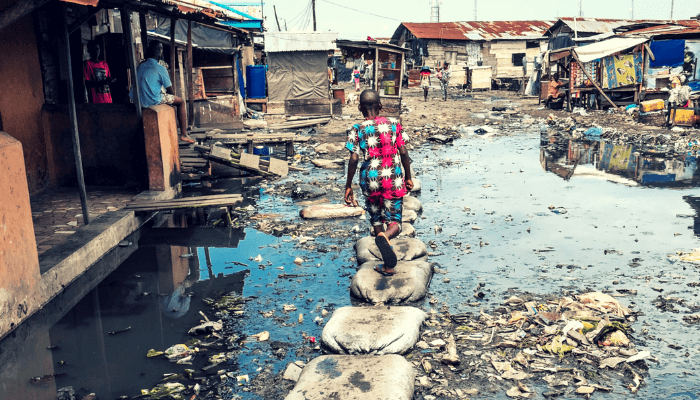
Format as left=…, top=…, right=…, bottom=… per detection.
left=541, top=136, right=700, bottom=187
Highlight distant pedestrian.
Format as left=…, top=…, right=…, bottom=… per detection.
left=438, top=62, right=451, bottom=101
left=344, top=89, right=413, bottom=276
left=364, top=60, right=374, bottom=89
left=353, top=68, right=361, bottom=91
left=420, top=66, right=431, bottom=102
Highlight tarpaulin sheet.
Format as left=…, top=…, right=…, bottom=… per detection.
left=153, top=17, right=234, bottom=54
left=649, top=39, right=685, bottom=68
left=573, top=37, right=647, bottom=63
left=602, top=53, right=642, bottom=89
left=267, top=51, right=329, bottom=102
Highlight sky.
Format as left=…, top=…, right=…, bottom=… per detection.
left=257, top=0, right=699, bottom=40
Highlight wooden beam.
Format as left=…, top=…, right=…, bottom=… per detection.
left=0, top=0, right=51, bottom=33
left=187, top=19, right=194, bottom=128
left=138, top=11, right=148, bottom=58
left=121, top=7, right=142, bottom=118
left=61, top=5, right=90, bottom=225
left=571, top=50, right=618, bottom=110
left=170, top=16, right=177, bottom=94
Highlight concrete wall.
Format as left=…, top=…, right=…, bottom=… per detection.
left=0, top=15, right=49, bottom=195
left=41, top=104, right=148, bottom=188
left=0, top=132, right=42, bottom=338
left=143, top=105, right=181, bottom=191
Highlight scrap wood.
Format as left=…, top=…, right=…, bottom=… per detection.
left=125, top=195, right=243, bottom=212
left=267, top=117, right=331, bottom=130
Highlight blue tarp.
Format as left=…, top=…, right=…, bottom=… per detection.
left=650, top=39, right=685, bottom=68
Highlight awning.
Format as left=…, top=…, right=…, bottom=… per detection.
left=573, top=37, right=648, bottom=63
left=152, top=16, right=236, bottom=54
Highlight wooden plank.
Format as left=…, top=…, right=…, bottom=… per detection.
left=211, top=145, right=232, bottom=159
left=127, top=194, right=243, bottom=207
left=240, top=152, right=260, bottom=170
left=268, top=157, right=289, bottom=177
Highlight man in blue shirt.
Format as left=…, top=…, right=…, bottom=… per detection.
left=133, top=41, right=193, bottom=143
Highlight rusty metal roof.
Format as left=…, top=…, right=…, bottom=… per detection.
left=549, top=17, right=699, bottom=35
left=618, top=20, right=700, bottom=37
left=399, top=21, right=556, bottom=41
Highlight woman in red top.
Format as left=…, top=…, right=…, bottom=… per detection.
left=84, top=42, right=115, bottom=104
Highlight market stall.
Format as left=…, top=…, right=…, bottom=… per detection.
left=335, top=40, right=409, bottom=117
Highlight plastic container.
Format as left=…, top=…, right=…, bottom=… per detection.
left=246, top=65, right=267, bottom=99
left=640, top=99, right=665, bottom=113
left=253, top=146, right=272, bottom=161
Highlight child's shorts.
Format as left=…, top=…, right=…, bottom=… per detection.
left=366, top=196, right=403, bottom=227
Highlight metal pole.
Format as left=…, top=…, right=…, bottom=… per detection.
left=122, top=8, right=142, bottom=119
left=62, top=6, right=90, bottom=225
left=312, top=0, right=316, bottom=31
left=670, top=0, right=674, bottom=20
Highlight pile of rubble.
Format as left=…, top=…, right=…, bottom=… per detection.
left=406, top=291, right=652, bottom=399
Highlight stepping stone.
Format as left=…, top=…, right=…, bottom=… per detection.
left=410, top=178, right=421, bottom=192
left=300, top=204, right=364, bottom=219
left=321, top=306, right=426, bottom=355
left=403, top=195, right=422, bottom=212
left=285, top=355, right=415, bottom=400
left=311, top=158, right=344, bottom=169
left=402, top=209, right=418, bottom=223
left=350, top=260, right=433, bottom=304
left=355, top=236, right=427, bottom=265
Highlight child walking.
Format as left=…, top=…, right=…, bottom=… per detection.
left=420, top=66, right=431, bottom=101
left=353, top=68, right=361, bottom=91
left=344, top=90, right=413, bottom=275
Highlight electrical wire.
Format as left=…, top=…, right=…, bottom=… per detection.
left=318, top=0, right=401, bottom=21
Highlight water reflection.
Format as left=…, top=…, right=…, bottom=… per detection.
left=0, top=212, right=250, bottom=400
left=540, top=136, right=700, bottom=188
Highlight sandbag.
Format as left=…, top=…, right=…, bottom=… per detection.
left=355, top=237, right=427, bottom=265
left=410, top=178, right=421, bottom=192
left=311, top=158, right=344, bottom=169
left=368, top=223, right=415, bottom=238
left=350, top=260, right=433, bottom=304
left=292, top=184, right=326, bottom=199
left=300, top=204, right=364, bottom=219
left=321, top=306, right=426, bottom=355
left=285, top=355, right=415, bottom=400
left=403, top=195, right=422, bottom=212
left=403, top=209, right=418, bottom=223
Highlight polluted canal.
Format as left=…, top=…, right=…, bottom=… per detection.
left=2, top=120, right=700, bottom=400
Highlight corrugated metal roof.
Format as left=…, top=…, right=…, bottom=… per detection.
left=619, top=20, right=700, bottom=36
left=400, top=21, right=556, bottom=41
left=554, top=17, right=698, bottom=34
left=264, top=32, right=338, bottom=52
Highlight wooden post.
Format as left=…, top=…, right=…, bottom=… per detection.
left=312, top=0, right=316, bottom=31
left=170, top=16, right=177, bottom=93
left=138, top=11, right=148, bottom=59
left=121, top=8, right=142, bottom=118
left=61, top=6, right=90, bottom=225
left=571, top=50, right=617, bottom=109
left=187, top=20, right=194, bottom=129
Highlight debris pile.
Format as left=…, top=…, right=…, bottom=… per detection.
left=407, top=291, right=652, bottom=399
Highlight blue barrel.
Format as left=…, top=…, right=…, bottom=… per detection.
left=246, top=65, right=266, bottom=99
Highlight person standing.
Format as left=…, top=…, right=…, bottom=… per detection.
left=365, top=60, right=374, bottom=89
left=353, top=67, right=361, bottom=91
left=132, top=41, right=194, bottom=143
left=344, top=90, right=413, bottom=276
left=420, top=66, right=431, bottom=102
left=84, top=41, right=115, bottom=104
left=438, top=62, right=451, bottom=101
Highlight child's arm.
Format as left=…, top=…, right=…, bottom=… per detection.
left=345, top=153, right=359, bottom=206
left=399, top=146, right=413, bottom=190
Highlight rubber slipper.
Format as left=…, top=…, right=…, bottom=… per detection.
left=374, top=264, right=395, bottom=276
left=375, top=235, right=397, bottom=269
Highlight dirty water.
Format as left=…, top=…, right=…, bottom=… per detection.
left=2, top=127, right=700, bottom=399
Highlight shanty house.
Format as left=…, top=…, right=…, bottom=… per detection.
left=544, top=18, right=699, bottom=50
left=263, top=31, right=338, bottom=115
left=390, top=21, right=555, bottom=80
